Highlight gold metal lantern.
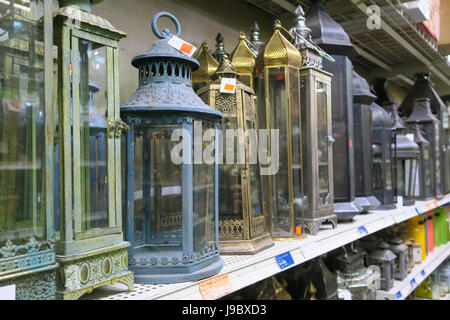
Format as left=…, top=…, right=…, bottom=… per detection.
left=230, top=32, right=257, bottom=88
left=197, top=55, right=273, bottom=254
left=254, top=20, right=305, bottom=240
left=192, top=42, right=218, bottom=92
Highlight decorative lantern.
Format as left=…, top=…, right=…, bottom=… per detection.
left=400, top=73, right=448, bottom=195
left=212, top=33, right=228, bottom=64
left=335, top=244, right=381, bottom=300
left=387, top=237, right=409, bottom=281
left=197, top=55, right=273, bottom=254
left=306, top=0, right=363, bottom=222
left=405, top=98, right=442, bottom=199
left=192, top=42, right=218, bottom=92
left=121, top=12, right=223, bottom=283
left=306, top=257, right=338, bottom=300
left=0, top=0, right=58, bottom=300
left=290, top=5, right=337, bottom=235
left=255, top=19, right=305, bottom=240
left=230, top=32, right=257, bottom=88
left=367, top=240, right=396, bottom=291
left=53, top=0, right=133, bottom=299
left=352, top=72, right=381, bottom=212
left=371, top=103, right=396, bottom=210
left=384, top=102, right=420, bottom=206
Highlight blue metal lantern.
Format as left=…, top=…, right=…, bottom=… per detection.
left=121, top=12, right=224, bottom=284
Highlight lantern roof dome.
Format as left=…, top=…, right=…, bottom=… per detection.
left=353, top=71, right=377, bottom=104
left=305, top=0, right=358, bottom=58
left=405, top=97, right=440, bottom=124
left=263, top=20, right=302, bottom=68
left=192, top=42, right=219, bottom=84
left=121, top=12, right=222, bottom=118
left=371, top=102, right=394, bottom=128
left=230, top=32, right=257, bottom=75
left=399, top=72, right=446, bottom=117
left=214, top=54, right=239, bottom=80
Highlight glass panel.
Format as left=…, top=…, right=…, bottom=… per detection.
left=423, top=146, right=431, bottom=197
left=316, top=81, right=329, bottom=206
left=0, top=1, right=46, bottom=244
left=268, top=67, right=290, bottom=238
left=373, top=148, right=383, bottom=191
left=397, top=159, right=405, bottom=197
left=408, top=159, right=418, bottom=198
left=289, top=67, right=302, bottom=227
left=77, top=39, right=109, bottom=231
left=194, top=122, right=216, bottom=252
left=299, top=76, right=308, bottom=210
left=434, top=122, right=441, bottom=194
left=385, top=141, right=392, bottom=191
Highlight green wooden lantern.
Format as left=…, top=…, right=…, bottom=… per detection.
left=53, top=0, right=133, bottom=300
left=0, top=0, right=58, bottom=300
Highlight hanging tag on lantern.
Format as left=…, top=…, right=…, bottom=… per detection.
left=220, top=78, right=237, bottom=94
left=168, top=35, right=197, bottom=57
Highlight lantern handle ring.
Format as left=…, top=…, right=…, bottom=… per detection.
left=151, top=12, right=181, bottom=39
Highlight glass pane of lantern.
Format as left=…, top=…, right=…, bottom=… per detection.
left=194, top=123, right=216, bottom=252
left=398, top=159, right=406, bottom=197
left=268, top=67, right=290, bottom=237
left=434, top=122, right=441, bottom=194
left=317, top=81, right=329, bottom=206
left=423, top=146, right=431, bottom=197
left=0, top=2, right=46, bottom=244
left=246, top=120, right=263, bottom=219
left=300, top=76, right=308, bottom=209
left=77, top=39, right=109, bottom=231
left=289, top=67, right=302, bottom=216
left=373, top=152, right=383, bottom=191
left=385, top=143, right=392, bottom=191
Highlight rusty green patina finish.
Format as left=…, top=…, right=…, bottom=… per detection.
left=53, top=0, right=133, bottom=300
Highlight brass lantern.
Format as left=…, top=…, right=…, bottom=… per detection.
left=255, top=20, right=305, bottom=240
left=230, top=32, right=257, bottom=88
left=290, top=5, right=337, bottom=235
left=197, top=55, right=273, bottom=254
left=192, top=42, right=218, bottom=92
left=53, top=0, right=133, bottom=299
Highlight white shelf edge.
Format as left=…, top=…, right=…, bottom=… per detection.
left=90, top=194, right=450, bottom=300
left=376, top=242, right=450, bottom=300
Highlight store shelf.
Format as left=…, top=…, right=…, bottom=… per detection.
left=84, top=194, right=450, bottom=300
left=376, top=241, right=450, bottom=300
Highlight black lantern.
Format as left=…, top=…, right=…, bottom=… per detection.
left=367, top=240, right=396, bottom=291
left=306, top=0, right=363, bottom=222
left=409, top=124, right=433, bottom=200
left=387, top=236, right=409, bottom=281
left=121, top=12, right=223, bottom=284
left=400, top=73, right=447, bottom=196
left=352, top=72, right=381, bottom=212
left=405, top=98, right=442, bottom=199
left=371, top=103, right=396, bottom=210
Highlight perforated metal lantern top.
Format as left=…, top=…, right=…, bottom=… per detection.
left=120, top=12, right=221, bottom=118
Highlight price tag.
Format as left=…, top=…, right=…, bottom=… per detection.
left=275, top=251, right=295, bottom=270
left=167, top=35, right=197, bottom=57
left=219, top=78, right=237, bottom=94
left=301, top=242, right=321, bottom=260
left=425, top=202, right=434, bottom=211
left=433, top=199, right=439, bottom=207
left=420, top=270, right=426, bottom=277
left=395, top=291, right=402, bottom=300
left=198, top=273, right=233, bottom=300
left=357, top=225, right=369, bottom=236
left=0, top=284, right=15, bottom=300
left=410, top=278, right=417, bottom=287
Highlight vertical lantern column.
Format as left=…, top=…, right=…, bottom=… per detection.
left=290, top=5, right=337, bottom=235
left=198, top=55, right=273, bottom=254
left=352, top=72, right=381, bottom=212
left=306, top=0, right=363, bottom=222
left=121, top=12, right=223, bottom=284
left=255, top=20, right=305, bottom=240
left=53, top=0, right=133, bottom=300
left=371, top=103, right=396, bottom=210
left=405, top=98, right=441, bottom=200
left=0, top=0, right=58, bottom=300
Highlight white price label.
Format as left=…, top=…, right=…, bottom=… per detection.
left=219, top=78, right=237, bottom=94
left=0, top=284, right=15, bottom=300
left=301, top=242, right=320, bottom=260
left=167, top=35, right=197, bottom=57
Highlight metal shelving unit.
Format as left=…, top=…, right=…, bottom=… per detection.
left=83, top=194, right=450, bottom=300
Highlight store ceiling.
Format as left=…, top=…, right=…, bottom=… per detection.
left=244, top=0, right=450, bottom=96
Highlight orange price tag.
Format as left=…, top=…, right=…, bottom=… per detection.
left=167, top=35, right=197, bottom=57
left=426, top=203, right=433, bottom=211
left=220, top=78, right=237, bottom=94
left=433, top=199, right=439, bottom=207
left=198, top=273, right=233, bottom=300
left=295, top=226, right=302, bottom=235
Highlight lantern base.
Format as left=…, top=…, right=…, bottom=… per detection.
left=302, top=214, right=338, bottom=235
left=56, top=242, right=134, bottom=300
left=131, top=255, right=223, bottom=284
left=219, top=232, right=274, bottom=255
left=355, top=196, right=381, bottom=213
left=334, top=201, right=363, bottom=222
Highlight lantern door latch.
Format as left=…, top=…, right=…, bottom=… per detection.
left=108, top=118, right=129, bottom=138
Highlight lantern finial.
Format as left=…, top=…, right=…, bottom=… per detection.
left=212, top=32, right=228, bottom=63
left=215, top=54, right=239, bottom=80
